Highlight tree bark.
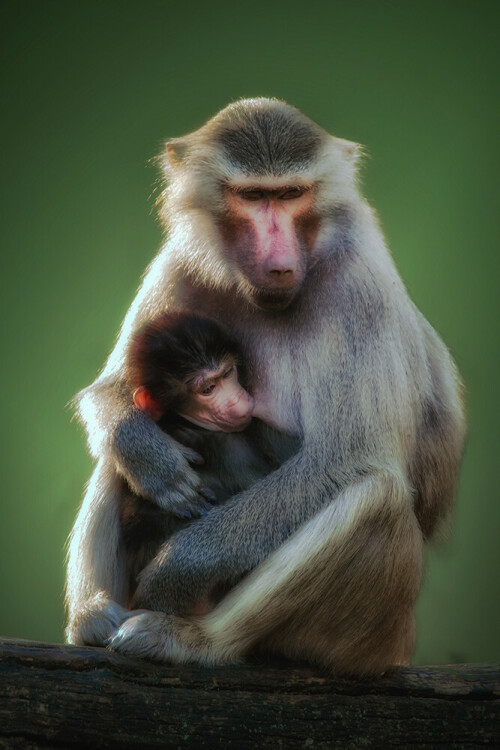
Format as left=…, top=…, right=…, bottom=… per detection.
left=0, top=638, right=498, bottom=749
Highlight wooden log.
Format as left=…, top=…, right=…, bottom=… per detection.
left=0, top=637, right=498, bottom=749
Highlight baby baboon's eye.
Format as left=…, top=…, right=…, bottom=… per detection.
left=201, top=383, right=216, bottom=396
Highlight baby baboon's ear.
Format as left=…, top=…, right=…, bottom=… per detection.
left=133, top=387, right=164, bottom=421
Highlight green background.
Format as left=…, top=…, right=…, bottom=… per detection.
left=1, top=0, right=498, bottom=665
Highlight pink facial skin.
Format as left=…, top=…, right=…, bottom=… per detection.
left=221, top=185, right=319, bottom=309
left=180, top=366, right=254, bottom=433
left=134, top=366, right=255, bottom=433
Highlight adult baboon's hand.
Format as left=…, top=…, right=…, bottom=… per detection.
left=113, top=411, right=214, bottom=518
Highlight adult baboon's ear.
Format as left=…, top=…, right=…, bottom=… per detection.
left=336, top=138, right=362, bottom=162
left=165, top=138, right=190, bottom=166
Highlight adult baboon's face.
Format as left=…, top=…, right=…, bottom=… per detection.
left=218, top=183, right=319, bottom=311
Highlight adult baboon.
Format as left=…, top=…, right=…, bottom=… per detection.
left=66, top=98, right=465, bottom=674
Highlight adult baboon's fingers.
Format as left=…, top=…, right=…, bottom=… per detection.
left=166, top=490, right=214, bottom=519
left=178, top=444, right=204, bottom=465
left=199, top=486, right=217, bottom=503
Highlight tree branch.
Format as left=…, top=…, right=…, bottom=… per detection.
left=0, top=638, right=498, bottom=748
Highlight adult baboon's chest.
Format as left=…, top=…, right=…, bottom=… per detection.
left=233, top=317, right=303, bottom=435
left=181, top=283, right=304, bottom=434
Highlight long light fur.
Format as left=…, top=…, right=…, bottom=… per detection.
left=67, top=98, right=465, bottom=673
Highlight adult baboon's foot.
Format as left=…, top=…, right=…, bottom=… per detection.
left=66, top=592, right=129, bottom=646
left=109, top=610, right=237, bottom=666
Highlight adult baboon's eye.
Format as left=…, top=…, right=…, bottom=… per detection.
left=241, top=189, right=265, bottom=201
left=279, top=187, right=304, bottom=200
